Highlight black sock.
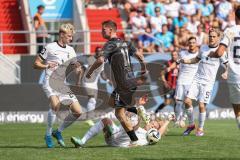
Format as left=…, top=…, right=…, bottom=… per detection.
left=127, top=130, right=138, bottom=141
left=127, top=107, right=138, bottom=114
left=155, top=103, right=165, bottom=113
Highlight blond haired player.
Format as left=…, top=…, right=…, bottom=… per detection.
left=33, top=23, right=82, bottom=148
left=209, top=7, right=240, bottom=130
left=180, top=28, right=228, bottom=136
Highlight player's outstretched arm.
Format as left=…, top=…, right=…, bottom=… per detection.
left=157, top=114, right=175, bottom=136
left=86, top=56, right=104, bottom=78
left=208, top=44, right=227, bottom=58
left=33, top=56, right=56, bottom=69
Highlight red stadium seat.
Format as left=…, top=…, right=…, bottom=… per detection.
left=0, top=0, right=28, bottom=54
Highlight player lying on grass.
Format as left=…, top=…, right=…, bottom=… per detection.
left=71, top=96, right=175, bottom=148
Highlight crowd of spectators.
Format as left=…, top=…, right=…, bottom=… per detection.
left=110, top=0, right=239, bottom=54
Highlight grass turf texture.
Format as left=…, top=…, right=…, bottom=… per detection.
left=0, top=120, right=239, bottom=160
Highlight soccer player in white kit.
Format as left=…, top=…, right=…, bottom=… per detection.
left=70, top=96, right=175, bottom=148
left=209, top=7, right=240, bottom=130
left=81, top=47, right=106, bottom=126
left=175, top=36, right=199, bottom=125
left=33, top=23, right=82, bottom=148
left=180, top=28, right=228, bottom=136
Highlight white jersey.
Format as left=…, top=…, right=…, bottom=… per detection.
left=39, top=42, right=77, bottom=86
left=220, top=25, right=240, bottom=84
left=177, top=50, right=199, bottom=85
left=82, top=63, right=104, bottom=90
left=106, top=126, right=149, bottom=147
left=194, top=45, right=228, bottom=85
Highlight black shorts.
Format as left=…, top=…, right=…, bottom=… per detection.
left=111, top=88, right=137, bottom=108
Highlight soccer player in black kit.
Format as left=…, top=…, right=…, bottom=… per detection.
left=86, top=20, right=147, bottom=146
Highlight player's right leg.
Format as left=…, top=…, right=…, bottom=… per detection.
left=182, top=82, right=200, bottom=135
left=71, top=118, right=113, bottom=147
left=53, top=100, right=82, bottom=147
left=196, top=102, right=206, bottom=136
left=45, top=95, right=61, bottom=148
left=183, top=97, right=195, bottom=136
left=174, top=84, right=188, bottom=124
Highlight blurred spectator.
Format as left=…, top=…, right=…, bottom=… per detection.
left=145, top=0, right=166, bottom=18
left=150, top=7, right=167, bottom=34
left=198, top=0, right=214, bottom=17
left=173, top=10, right=188, bottom=30
left=129, top=7, right=147, bottom=39
left=164, top=0, right=181, bottom=18
left=216, top=0, right=233, bottom=21
left=200, top=15, right=210, bottom=32
left=181, top=0, right=199, bottom=17
left=138, top=27, right=155, bottom=53
left=174, top=27, right=190, bottom=50
left=154, top=24, right=174, bottom=53
left=124, top=0, right=143, bottom=14
left=34, top=5, right=48, bottom=53
left=186, top=14, right=200, bottom=34
left=195, top=24, right=208, bottom=47
left=216, top=0, right=234, bottom=30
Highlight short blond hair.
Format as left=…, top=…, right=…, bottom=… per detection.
left=209, top=28, right=221, bottom=37
left=59, top=23, right=75, bottom=34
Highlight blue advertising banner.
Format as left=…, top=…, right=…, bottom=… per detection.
left=28, top=0, right=73, bottom=21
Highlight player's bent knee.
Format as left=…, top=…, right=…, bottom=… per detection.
left=184, top=98, right=192, bottom=107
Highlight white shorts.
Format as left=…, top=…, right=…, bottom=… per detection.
left=42, top=85, right=78, bottom=105
left=228, top=83, right=240, bottom=104
left=105, top=124, right=148, bottom=147
left=186, top=81, right=213, bottom=104
left=175, top=84, right=191, bottom=101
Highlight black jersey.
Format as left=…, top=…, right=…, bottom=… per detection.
left=102, top=38, right=137, bottom=91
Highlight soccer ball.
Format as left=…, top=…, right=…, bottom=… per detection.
left=146, top=128, right=161, bottom=145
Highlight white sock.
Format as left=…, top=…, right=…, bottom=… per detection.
left=58, top=112, right=79, bottom=132
left=175, top=101, right=183, bottom=121
left=81, top=120, right=104, bottom=144
left=186, top=107, right=194, bottom=125
left=46, top=108, right=56, bottom=136
left=198, top=112, right=206, bottom=129
left=87, top=98, right=96, bottom=112
left=236, top=116, right=240, bottom=129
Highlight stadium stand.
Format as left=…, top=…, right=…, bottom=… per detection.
left=0, top=0, right=27, bottom=54
left=86, top=8, right=124, bottom=54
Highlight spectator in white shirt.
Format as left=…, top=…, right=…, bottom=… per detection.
left=150, top=7, right=167, bottom=34
left=186, top=14, right=200, bottom=34
left=129, top=7, right=147, bottom=39
left=164, top=0, right=181, bottom=18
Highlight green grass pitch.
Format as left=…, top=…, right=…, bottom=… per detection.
left=0, top=120, right=239, bottom=160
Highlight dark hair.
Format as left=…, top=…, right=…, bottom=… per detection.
left=235, top=6, right=240, bottom=19
left=155, top=7, right=160, bottom=12
left=102, top=20, right=117, bottom=31
left=37, top=5, right=45, bottom=10
left=188, top=36, right=196, bottom=41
